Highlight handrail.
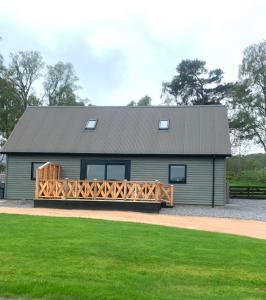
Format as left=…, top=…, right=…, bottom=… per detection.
left=35, top=178, right=174, bottom=206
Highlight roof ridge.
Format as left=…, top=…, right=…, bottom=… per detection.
left=26, top=105, right=226, bottom=109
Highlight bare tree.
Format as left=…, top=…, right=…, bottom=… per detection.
left=8, top=51, right=44, bottom=108
left=43, top=62, right=84, bottom=106
left=230, top=40, right=266, bottom=153
left=0, top=37, right=4, bottom=75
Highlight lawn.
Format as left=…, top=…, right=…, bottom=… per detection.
left=228, top=178, right=266, bottom=186
left=228, top=170, right=266, bottom=186
left=0, top=214, right=266, bottom=300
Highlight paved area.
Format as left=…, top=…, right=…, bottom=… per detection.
left=1, top=199, right=266, bottom=221
left=161, top=199, right=266, bottom=221
left=0, top=206, right=266, bottom=239
left=0, top=199, right=33, bottom=208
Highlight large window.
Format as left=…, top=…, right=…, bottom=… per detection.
left=31, top=162, right=46, bottom=180
left=81, top=160, right=130, bottom=181
left=169, top=164, right=187, bottom=184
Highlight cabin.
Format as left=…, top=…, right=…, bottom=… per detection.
left=1, top=105, right=231, bottom=211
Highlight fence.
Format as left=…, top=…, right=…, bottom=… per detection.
left=230, top=186, right=266, bottom=199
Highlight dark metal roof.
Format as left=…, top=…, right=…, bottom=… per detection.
left=2, top=105, right=231, bottom=155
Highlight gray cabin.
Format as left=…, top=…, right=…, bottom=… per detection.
left=2, top=105, right=231, bottom=206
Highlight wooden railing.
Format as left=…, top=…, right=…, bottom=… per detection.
left=35, top=162, right=174, bottom=205
left=35, top=179, right=174, bottom=206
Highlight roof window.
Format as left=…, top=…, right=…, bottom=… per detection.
left=159, top=120, right=169, bottom=130
left=85, top=119, right=97, bottom=130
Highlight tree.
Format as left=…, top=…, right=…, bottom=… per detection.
left=230, top=41, right=266, bottom=153
left=7, top=51, right=44, bottom=109
left=127, top=95, right=152, bottom=106
left=162, top=59, right=233, bottom=105
left=0, top=78, right=23, bottom=144
left=43, top=62, right=85, bottom=106
left=0, top=37, right=5, bottom=76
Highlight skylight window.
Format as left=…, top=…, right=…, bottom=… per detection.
left=159, top=120, right=169, bottom=130
left=85, top=119, right=97, bottom=130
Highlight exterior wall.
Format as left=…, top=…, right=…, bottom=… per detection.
left=6, top=154, right=226, bottom=205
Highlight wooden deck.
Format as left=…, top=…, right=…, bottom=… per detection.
left=35, top=162, right=174, bottom=207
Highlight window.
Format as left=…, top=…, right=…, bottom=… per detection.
left=169, top=164, right=187, bottom=184
left=81, top=160, right=130, bottom=181
left=85, top=119, right=97, bottom=129
left=86, top=164, right=105, bottom=180
left=106, top=164, right=125, bottom=181
left=31, top=162, right=46, bottom=180
left=159, top=120, right=169, bottom=130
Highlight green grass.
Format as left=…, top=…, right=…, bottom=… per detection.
left=228, top=178, right=266, bottom=186
left=0, top=214, right=266, bottom=300
left=228, top=169, right=266, bottom=186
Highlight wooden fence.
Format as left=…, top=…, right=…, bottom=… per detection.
left=35, top=162, right=174, bottom=205
left=230, top=186, right=266, bottom=199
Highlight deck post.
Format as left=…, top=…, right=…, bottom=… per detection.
left=155, top=180, right=160, bottom=202
left=35, top=169, right=39, bottom=199
left=63, top=178, right=68, bottom=200
left=93, top=179, right=97, bottom=199
left=170, top=184, right=174, bottom=206
left=123, top=180, right=127, bottom=200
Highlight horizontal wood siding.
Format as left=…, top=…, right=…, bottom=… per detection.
left=131, top=157, right=225, bottom=205
left=6, top=154, right=226, bottom=205
left=215, top=158, right=226, bottom=205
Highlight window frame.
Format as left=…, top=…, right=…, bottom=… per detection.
left=168, top=164, right=187, bottom=184
left=80, top=160, right=131, bottom=181
left=85, top=119, right=98, bottom=130
left=31, top=162, right=46, bottom=180
left=159, top=119, right=170, bottom=130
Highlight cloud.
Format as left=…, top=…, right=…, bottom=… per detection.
left=0, top=0, right=266, bottom=105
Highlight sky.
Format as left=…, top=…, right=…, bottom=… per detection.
left=0, top=0, right=266, bottom=106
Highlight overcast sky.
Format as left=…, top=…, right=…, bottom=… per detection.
left=0, top=0, right=266, bottom=106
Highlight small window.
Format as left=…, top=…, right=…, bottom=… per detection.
left=169, top=164, right=187, bottom=184
left=85, top=119, right=97, bottom=129
left=31, top=162, right=46, bottom=180
left=159, top=120, right=169, bottom=130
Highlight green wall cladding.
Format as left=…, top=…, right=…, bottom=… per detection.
left=6, top=154, right=226, bottom=205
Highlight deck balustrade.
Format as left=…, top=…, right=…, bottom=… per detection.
left=35, top=162, right=174, bottom=206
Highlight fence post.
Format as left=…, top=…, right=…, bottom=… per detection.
left=63, top=178, right=68, bottom=199
left=35, top=169, right=39, bottom=199
left=123, top=180, right=127, bottom=200
left=170, top=184, right=174, bottom=206
left=155, top=180, right=160, bottom=201
left=93, top=179, right=97, bottom=199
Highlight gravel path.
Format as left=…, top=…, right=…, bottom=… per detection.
left=0, top=206, right=266, bottom=239
left=1, top=198, right=266, bottom=221
left=0, top=199, right=33, bottom=208
left=161, top=199, right=266, bottom=221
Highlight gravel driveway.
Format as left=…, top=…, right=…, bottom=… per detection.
left=1, top=198, right=266, bottom=222
left=161, top=199, right=266, bottom=221
left=0, top=199, right=33, bottom=208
